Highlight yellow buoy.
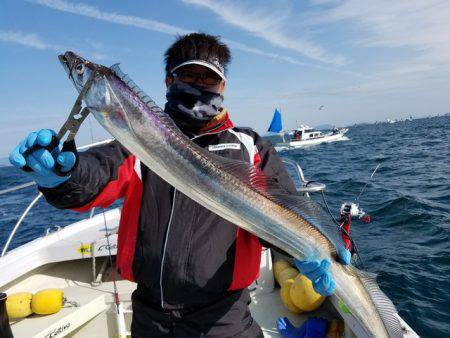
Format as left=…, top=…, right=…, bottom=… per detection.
left=6, top=292, right=33, bottom=319
left=280, top=279, right=303, bottom=314
left=273, top=259, right=292, bottom=283
left=31, top=289, right=64, bottom=315
left=290, top=274, right=325, bottom=312
left=277, top=267, right=299, bottom=288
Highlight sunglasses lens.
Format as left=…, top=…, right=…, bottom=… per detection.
left=174, top=71, right=222, bottom=86
left=202, top=75, right=222, bottom=85
left=175, top=72, right=197, bottom=84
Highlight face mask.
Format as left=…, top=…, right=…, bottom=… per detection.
left=164, top=82, right=224, bottom=133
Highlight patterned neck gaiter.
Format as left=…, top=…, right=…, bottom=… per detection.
left=164, top=82, right=224, bottom=134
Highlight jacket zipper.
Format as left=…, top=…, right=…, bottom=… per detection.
left=158, top=132, right=222, bottom=308
left=159, top=188, right=177, bottom=309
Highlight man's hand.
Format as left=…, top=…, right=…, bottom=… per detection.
left=9, top=129, right=77, bottom=188
left=294, top=248, right=351, bottom=296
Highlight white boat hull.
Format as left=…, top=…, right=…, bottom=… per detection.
left=275, top=130, right=349, bottom=151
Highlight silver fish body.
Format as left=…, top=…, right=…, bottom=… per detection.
left=59, top=51, right=403, bottom=338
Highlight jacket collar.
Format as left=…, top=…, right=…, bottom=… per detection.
left=197, top=108, right=234, bottom=135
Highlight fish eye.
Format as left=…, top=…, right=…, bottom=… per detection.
left=75, top=63, right=84, bottom=75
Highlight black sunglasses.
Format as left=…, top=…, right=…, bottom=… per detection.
left=172, top=70, right=222, bottom=86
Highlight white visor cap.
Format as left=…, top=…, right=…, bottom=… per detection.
left=170, top=60, right=226, bottom=82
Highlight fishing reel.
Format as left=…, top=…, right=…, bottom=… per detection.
left=335, top=164, right=380, bottom=266
left=339, top=202, right=371, bottom=223
left=338, top=202, right=371, bottom=253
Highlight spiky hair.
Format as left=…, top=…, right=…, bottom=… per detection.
left=164, top=32, right=231, bottom=76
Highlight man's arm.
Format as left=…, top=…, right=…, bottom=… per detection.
left=39, top=140, right=135, bottom=211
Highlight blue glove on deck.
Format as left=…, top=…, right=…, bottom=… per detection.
left=295, top=249, right=351, bottom=296
left=277, top=317, right=328, bottom=338
left=9, top=129, right=76, bottom=188
left=277, top=317, right=306, bottom=338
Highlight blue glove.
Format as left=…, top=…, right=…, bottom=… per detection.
left=277, top=317, right=328, bottom=338
left=295, top=249, right=351, bottom=296
left=9, top=129, right=77, bottom=188
left=277, top=317, right=306, bottom=338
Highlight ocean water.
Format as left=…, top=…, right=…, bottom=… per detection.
left=1, top=115, right=449, bottom=337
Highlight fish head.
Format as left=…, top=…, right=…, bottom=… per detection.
left=59, top=51, right=117, bottom=114
left=58, top=51, right=101, bottom=93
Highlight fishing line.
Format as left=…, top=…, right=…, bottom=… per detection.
left=88, top=115, right=95, bottom=145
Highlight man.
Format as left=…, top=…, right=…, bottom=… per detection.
left=10, top=33, right=349, bottom=337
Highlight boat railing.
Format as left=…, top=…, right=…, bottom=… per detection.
left=0, top=139, right=113, bottom=257
left=282, top=159, right=326, bottom=196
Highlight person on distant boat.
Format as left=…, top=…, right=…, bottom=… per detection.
left=9, top=33, right=350, bottom=337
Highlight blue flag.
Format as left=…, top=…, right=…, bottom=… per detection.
left=268, top=109, right=282, bottom=133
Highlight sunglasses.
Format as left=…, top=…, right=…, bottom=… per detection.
left=172, top=70, right=222, bottom=86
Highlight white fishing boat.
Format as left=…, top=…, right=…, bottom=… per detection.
left=0, top=156, right=418, bottom=338
left=265, top=110, right=348, bottom=152
left=274, top=125, right=348, bottom=152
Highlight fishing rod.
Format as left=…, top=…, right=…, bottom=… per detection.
left=355, top=163, right=382, bottom=203
left=321, top=191, right=366, bottom=269
left=340, top=163, right=382, bottom=266
left=100, top=209, right=128, bottom=337
left=321, top=163, right=382, bottom=269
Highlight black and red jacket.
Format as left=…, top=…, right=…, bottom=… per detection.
left=40, top=113, right=297, bottom=310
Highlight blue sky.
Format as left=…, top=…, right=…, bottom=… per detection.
left=1, top=0, right=450, bottom=156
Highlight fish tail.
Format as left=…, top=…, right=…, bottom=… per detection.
left=352, top=267, right=406, bottom=338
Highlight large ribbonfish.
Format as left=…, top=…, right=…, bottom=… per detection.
left=59, top=51, right=404, bottom=338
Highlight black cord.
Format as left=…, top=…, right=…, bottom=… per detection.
left=321, top=190, right=340, bottom=225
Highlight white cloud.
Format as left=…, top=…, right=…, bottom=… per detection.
left=223, top=39, right=312, bottom=67
left=0, top=30, right=109, bottom=61
left=29, top=0, right=191, bottom=35
left=0, top=30, right=61, bottom=51
left=30, top=0, right=349, bottom=71
left=226, top=39, right=366, bottom=78
left=315, top=0, right=450, bottom=73
left=182, top=0, right=348, bottom=66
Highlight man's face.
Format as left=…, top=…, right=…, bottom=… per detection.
left=166, top=64, right=226, bottom=94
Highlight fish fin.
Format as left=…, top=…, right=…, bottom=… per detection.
left=110, top=64, right=166, bottom=116
left=351, top=267, right=405, bottom=338
left=207, top=153, right=347, bottom=256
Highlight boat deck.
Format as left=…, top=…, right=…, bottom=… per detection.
left=5, top=257, right=338, bottom=338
